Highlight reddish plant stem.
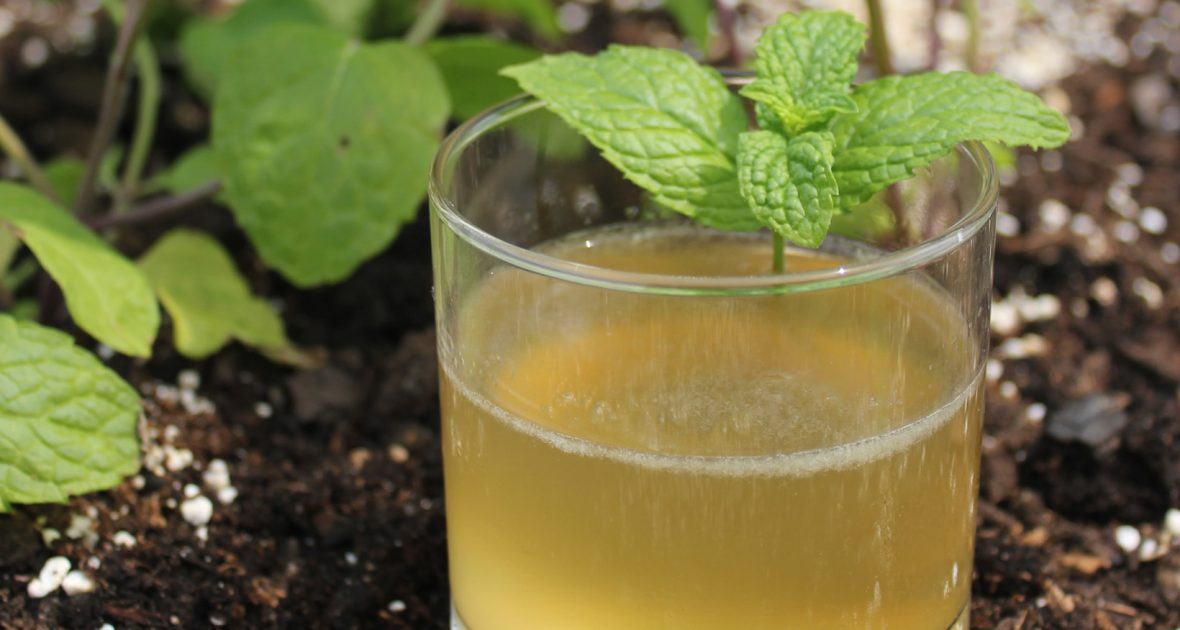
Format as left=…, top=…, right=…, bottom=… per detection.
left=86, top=180, right=222, bottom=231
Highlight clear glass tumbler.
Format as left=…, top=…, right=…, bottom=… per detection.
left=429, top=78, right=996, bottom=630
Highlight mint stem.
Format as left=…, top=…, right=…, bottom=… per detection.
left=86, top=180, right=221, bottom=231
left=772, top=232, right=784, bottom=273
left=0, top=113, right=58, bottom=203
left=74, top=0, right=152, bottom=215
left=105, top=0, right=162, bottom=215
left=406, top=0, right=448, bottom=47
left=864, top=0, right=894, bottom=75
left=962, top=0, right=981, bottom=72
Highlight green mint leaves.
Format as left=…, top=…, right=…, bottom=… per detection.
left=830, top=72, right=1072, bottom=208
left=504, top=10, right=1070, bottom=247
left=502, top=46, right=759, bottom=231
left=741, top=11, right=864, bottom=135
left=0, top=315, right=140, bottom=511
left=738, top=131, right=837, bottom=247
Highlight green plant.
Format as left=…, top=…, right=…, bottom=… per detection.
left=503, top=10, right=1070, bottom=271
left=0, top=0, right=551, bottom=510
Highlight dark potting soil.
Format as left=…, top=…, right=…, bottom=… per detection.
left=2, top=7, right=1180, bottom=630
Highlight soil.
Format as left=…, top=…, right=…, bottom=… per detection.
left=1, top=5, right=1179, bottom=630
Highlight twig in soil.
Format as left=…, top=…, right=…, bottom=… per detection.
left=0, top=113, right=59, bottom=202
left=865, top=0, right=895, bottom=75
left=406, top=0, right=449, bottom=46
left=104, top=0, right=162, bottom=214
left=74, top=0, right=153, bottom=216
left=86, top=180, right=222, bottom=231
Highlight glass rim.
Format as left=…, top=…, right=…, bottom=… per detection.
left=428, top=83, right=998, bottom=297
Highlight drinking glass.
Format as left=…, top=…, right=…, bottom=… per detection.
left=429, top=76, right=996, bottom=630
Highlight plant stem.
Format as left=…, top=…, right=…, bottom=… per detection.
left=928, top=0, right=943, bottom=69
left=713, top=0, right=741, bottom=65
left=772, top=232, right=784, bottom=273
left=86, top=180, right=221, bottom=231
left=74, top=0, right=152, bottom=215
left=105, top=0, right=162, bottom=214
left=0, top=113, right=58, bottom=202
left=406, top=0, right=448, bottom=46
left=962, top=0, right=981, bottom=72
left=865, top=0, right=895, bottom=76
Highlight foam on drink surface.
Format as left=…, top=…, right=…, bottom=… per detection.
left=442, top=359, right=980, bottom=478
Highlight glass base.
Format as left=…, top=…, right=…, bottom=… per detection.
left=450, top=603, right=467, bottom=630
left=452, top=601, right=969, bottom=629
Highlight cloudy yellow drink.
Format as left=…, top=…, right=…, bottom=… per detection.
left=441, top=225, right=982, bottom=629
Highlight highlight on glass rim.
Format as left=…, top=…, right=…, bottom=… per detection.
left=0, top=0, right=1175, bottom=627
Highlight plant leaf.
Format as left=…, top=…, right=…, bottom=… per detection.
left=424, top=36, right=541, bottom=121
left=179, top=0, right=322, bottom=99
left=737, top=130, right=837, bottom=247
left=43, top=157, right=86, bottom=207
left=664, top=0, right=712, bottom=50
left=0, top=314, right=140, bottom=511
left=0, top=184, right=158, bottom=356
left=502, top=45, right=759, bottom=230
left=830, top=72, right=1071, bottom=208
left=154, top=145, right=220, bottom=196
left=740, top=11, right=864, bottom=134
left=139, top=229, right=289, bottom=359
left=212, top=24, right=449, bottom=287
left=308, top=0, right=375, bottom=34
left=453, top=0, right=560, bottom=38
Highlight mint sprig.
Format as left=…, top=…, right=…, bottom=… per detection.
left=741, top=11, right=864, bottom=135
left=502, top=10, right=1070, bottom=255
left=502, top=46, right=759, bottom=231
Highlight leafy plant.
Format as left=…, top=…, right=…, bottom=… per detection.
left=0, top=0, right=546, bottom=510
left=503, top=10, right=1070, bottom=269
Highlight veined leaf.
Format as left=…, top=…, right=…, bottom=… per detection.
left=213, top=24, right=449, bottom=287
left=0, top=184, right=158, bottom=357
left=154, top=145, right=220, bottom=197
left=139, top=229, right=289, bottom=359
left=424, top=36, right=541, bottom=121
left=503, top=46, right=758, bottom=230
left=741, top=11, right=864, bottom=134
left=0, top=315, right=140, bottom=510
left=737, top=130, right=837, bottom=247
left=830, top=72, right=1071, bottom=208
left=179, top=0, right=323, bottom=99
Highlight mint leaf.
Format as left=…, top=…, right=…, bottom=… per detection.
left=830, top=72, right=1071, bottom=208
left=212, top=24, right=449, bottom=287
left=737, top=130, right=837, bottom=247
left=154, top=145, right=220, bottom=197
left=424, top=36, right=541, bottom=121
left=179, top=0, right=322, bottom=99
left=139, top=229, right=289, bottom=359
left=741, top=11, right=864, bottom=134
left=664, top=0, right=713, bottom=50
left=43, top=157, right=86, bottom=207
left=503, top=46, right=759, bottom=231
left=0, top=184, right=158, bottom=357
left=454, top=0, right=560, bottom=38
left=0, top=315, right=140, bottom=510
